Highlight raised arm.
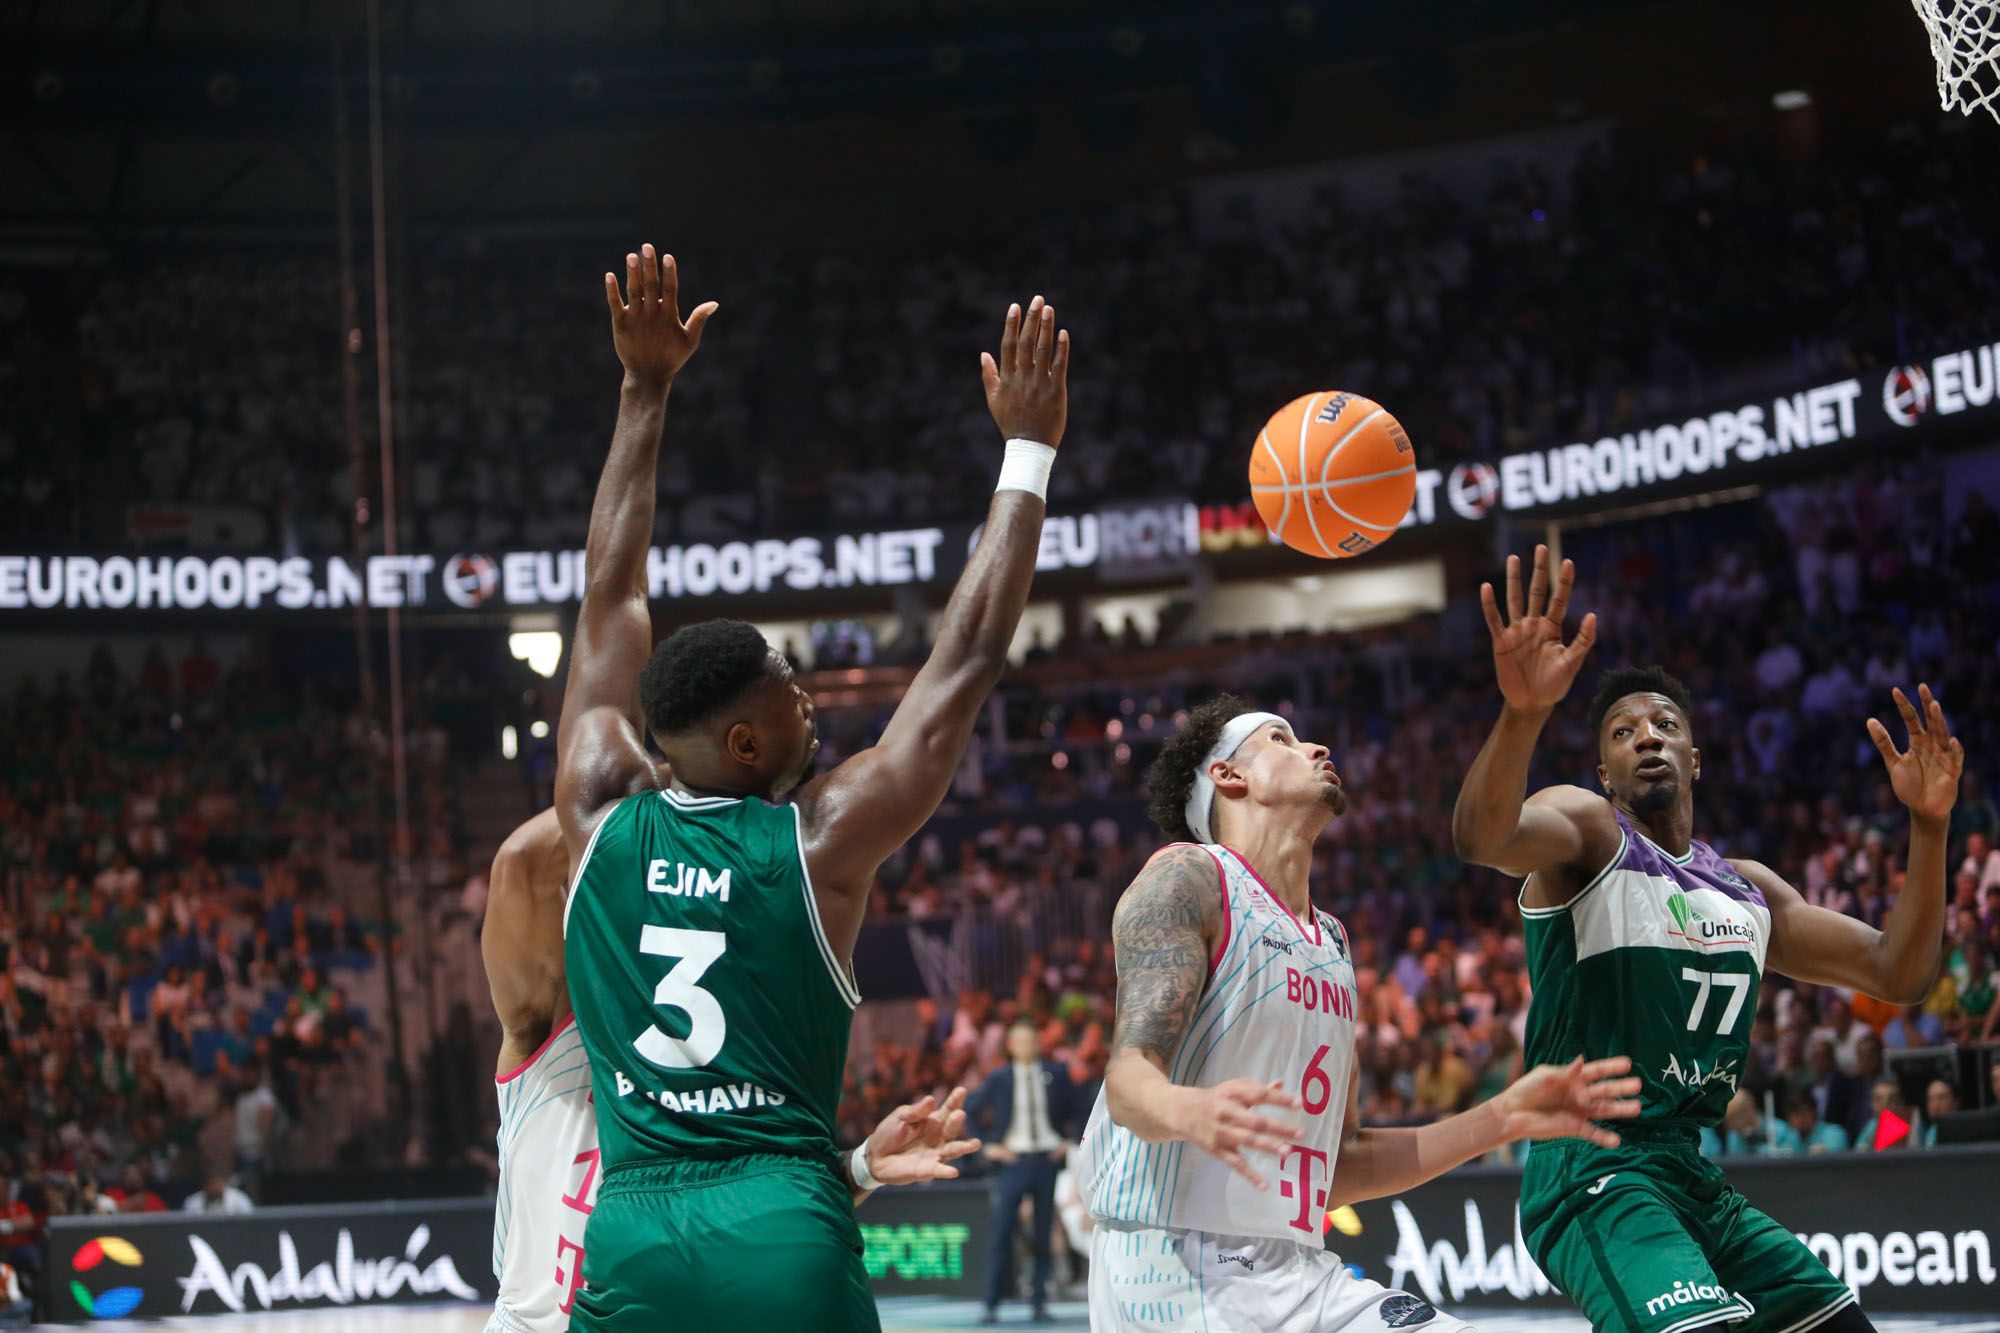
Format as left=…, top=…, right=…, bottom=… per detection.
left=1103, top=845, right=1302, bottom=1189
left=554, top=246, right=715, bottom=862
left=1754, top=684, right=1961, bottom=1004
left=480, top=809, right=571, bottom=1077
left=1324, top=1054, right=1640, bottom=1210
left=1451, top=545, right=1619, bottom=886
left=795, top=298, right=1069, bottom=937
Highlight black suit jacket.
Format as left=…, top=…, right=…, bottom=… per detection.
left=967, top=1060, right=1083, bottom=1150
left=1818, top=1072, right=1870, bottom=1140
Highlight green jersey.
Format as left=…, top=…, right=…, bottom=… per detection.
left=1521, top=810, right=1771, bottom=1128
left=563, top=787, right=860, bottom=1168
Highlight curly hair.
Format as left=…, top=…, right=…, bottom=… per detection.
left=1144, top=692, right=1250, bottom=841
left=638, top=619, right=776, bottom=737
left=1586, top=665, right=1694, bottom=740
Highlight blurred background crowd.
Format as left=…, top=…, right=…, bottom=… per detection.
left=4, top=0, right=2000, bottom=1315
left=4, top=117, right=1997, bottom=549
left=7, top=459, right=1998, bottom=1282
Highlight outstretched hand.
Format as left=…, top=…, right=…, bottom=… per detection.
left=604, top=243, right=717, bottom=389
left=980, top=295, right=1070, bottom=449
left=864, top=1087, right=982, bottom=1187
left=1494, top=1056, right=1642, bottom=1149
left=1480, top=544, right=1598, bottom=712
left=1869, top=684, right=1963, bottom=824
left=1171, top=1078, right=1303, bottom=1190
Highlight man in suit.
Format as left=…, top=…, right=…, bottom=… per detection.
left=1801, top=1035, right=1867, bottom=1140
left=969, top=1019, right=1082, bottom=1323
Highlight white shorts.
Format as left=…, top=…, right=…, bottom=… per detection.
left=1089, top=1220, right=1472, bottom=1333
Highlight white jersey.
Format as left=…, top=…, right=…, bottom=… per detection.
left=489, top=1015, right=597, bottom=1333
left=1076, top=843, right=1358, bottom=1243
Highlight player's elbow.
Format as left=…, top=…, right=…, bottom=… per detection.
left=1449, top=806, right=1507, bottom=869
left=949, top=646, right=1009, bottom=695
left=1882, top=956, right=1942, bottom=1007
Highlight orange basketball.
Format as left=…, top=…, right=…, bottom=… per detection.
left=1249, top=391, right=1416, bottom=559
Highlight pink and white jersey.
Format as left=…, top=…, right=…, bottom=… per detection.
left=1076, top=844, right=1358, bottom=1243
left=488, top=1015, right=598, bottom=1333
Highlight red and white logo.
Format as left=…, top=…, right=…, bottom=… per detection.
left=1882, top=366, right=1931, bottom=427
left=440, top=554, right=499, bottom=608
left=1447, top=463, right=1500, bottom=520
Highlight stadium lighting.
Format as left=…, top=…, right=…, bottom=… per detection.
left=501, top=726, right=518, bottom=760
left=530, top=720, right=551, bottom=739
left=1772, top=89, right=1812, bottom=110
left=509, top=630, right=564, bottom=678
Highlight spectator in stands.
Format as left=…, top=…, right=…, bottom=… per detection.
left=0, top=1178, right=38, bottom=1278
left=1412, top=1034, right=1475, bottom=1119
left=1842, top=1033, right=1887, bottom=1140
left=1778, top=1090, right=1851, bottom=1155
left=73, top=1175, right=116, bottom=1216
left=1796, top=1036, right=1867, bottom=1136
left=0, top=1255, right=27, bottom=1327
left=1923, top=1079, right=1961, bottom=1147
left=1883, top=1001, right=1946, bottom=1049
left=182, top=1174, right=254, bottom=1216
left=321, top=988, right=363, bottom=1054
left=1955, top=947, right=1998, bottom=1043
left=1811, top=993, right=1870, bottom=1075
left=1703, top=1090, right=1772, bottom=1157
left=107, top=1165, right=165, bottom=1214
left=1855, top=1079, right=1915, bottom=1152
left=232, top=1073, right=282, bottom=1197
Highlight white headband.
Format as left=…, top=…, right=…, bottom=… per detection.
left=1185, top=711, right=1287, bottom=845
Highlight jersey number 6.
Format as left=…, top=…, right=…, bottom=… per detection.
left=1300, top=1044, right=1335, bottom=1115
left=635, top=926, right=728, bottom=1068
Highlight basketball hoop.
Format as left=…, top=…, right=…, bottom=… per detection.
left=1910, top=0, right=2000, bottom=120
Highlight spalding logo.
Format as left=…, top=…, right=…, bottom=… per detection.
left=1378, top=1293, right=1439, bottom=1327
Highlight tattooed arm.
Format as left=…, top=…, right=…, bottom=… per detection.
left=1103, top=845, right=1303, bottom=1188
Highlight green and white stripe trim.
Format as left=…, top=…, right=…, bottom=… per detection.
left=791, top=803, right=862, bottom=1009
left=560, top=802, right=618, bottom=938
left=1654, top=1300, right=1752, bottom=1333
left=660, top=788, right=744, bottom=810
left=1517, top=829, right=1629, bottom=920
left=1770, top=1289, right=1857, bottom=1333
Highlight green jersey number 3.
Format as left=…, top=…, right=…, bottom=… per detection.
left=637, top=926, right=728, bottom=1068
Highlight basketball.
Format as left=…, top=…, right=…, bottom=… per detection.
left=1249, top=391, right=1417, bottom=558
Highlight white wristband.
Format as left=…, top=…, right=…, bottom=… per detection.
left=996, top=438, right=1057, bottom=498
left=850, top=1142, right=884, bottom=1193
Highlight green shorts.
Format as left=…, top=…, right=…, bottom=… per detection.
left=569, top=1152, right=878, bottom=1333
left=1520, top=1127, right=1854, bottom=1333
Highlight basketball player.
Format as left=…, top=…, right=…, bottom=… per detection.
left=1076, top=695, right=1644, bottom=1332
left=1453, top=545, right=1962, bottom=1333
left=555, top=246, right=1070, bottom=1332
left=480, top=809, right=981, bottom=1333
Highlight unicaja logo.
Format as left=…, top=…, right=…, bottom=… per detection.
left=70, top=1236, right=144, bottom=1319
left=1667, top=893, right=1755, bottom=946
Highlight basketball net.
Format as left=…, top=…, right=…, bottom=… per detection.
left=1911, top=0, right=2000, bottom=120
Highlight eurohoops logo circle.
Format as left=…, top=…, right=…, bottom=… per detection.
left=440, top=553, right=500, bottom=608
left=70, top=1235, right=145, bottom=1319
left=1882, top=365, right=1932, bottom=426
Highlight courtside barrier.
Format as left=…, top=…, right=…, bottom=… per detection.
left=39, top=1145, right=2000, bottom=1320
